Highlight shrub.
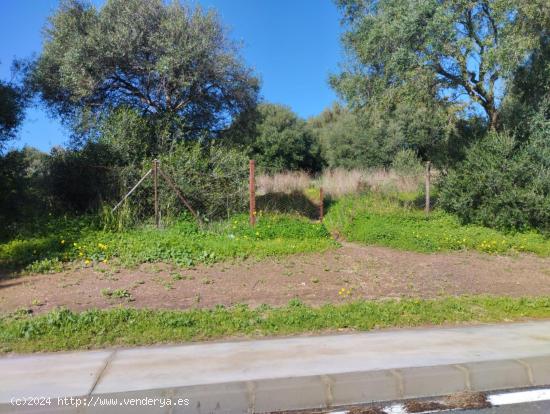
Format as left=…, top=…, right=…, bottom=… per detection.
left=439, top=130, right=550, bottom=234
left=226, top=103, right=324, bottom=173
left=45, top=142, right=123, bottom=213
left=0, top=147, right=49, bottom=239
left=100, top=142, right=249, bottom=227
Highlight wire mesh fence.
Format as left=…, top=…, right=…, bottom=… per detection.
left=108, top=158, right=432, bottom=229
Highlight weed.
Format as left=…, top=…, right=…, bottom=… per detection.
left=338, top=287, right=354, bottom=298
left=1, top=213, right=336, bottom=274
left=101, top=288, right=132, bottom=300
left=25, top=258, right=63, bottom=274
left=170, top=272, right=184, bottom=281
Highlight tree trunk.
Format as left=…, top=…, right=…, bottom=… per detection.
left=488, top=108, right=499, bottom=131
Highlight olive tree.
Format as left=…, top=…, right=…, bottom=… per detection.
left=32, top=0, right=259, bottom=147
left=332, top=0, right=546, bottom=130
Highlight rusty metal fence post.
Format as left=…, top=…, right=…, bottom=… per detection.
left=249, top=159, right=256, bottom=226
left=153, top=159, right=159, bottom=228
left=319, top=187, right=324, bottom=222
left=425, top=161, right=431, bottom=214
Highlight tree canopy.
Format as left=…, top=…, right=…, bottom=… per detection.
left=308, top=96, right=462, bottom=169
left=32, top=0, right=259, bottom=145
left=332, top=0, right=548, bottom=130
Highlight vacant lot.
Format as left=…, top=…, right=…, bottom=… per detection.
left=2, top=242, right=549, bottom=314
left=2, top=191, right=550, bottom=353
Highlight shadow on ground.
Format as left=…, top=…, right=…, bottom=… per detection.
left=257, top=191, right=323, bottom=220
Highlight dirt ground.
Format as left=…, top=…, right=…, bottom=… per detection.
left=1, top=242, right=550, bottom=315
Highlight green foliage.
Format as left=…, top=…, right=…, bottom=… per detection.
left=25, top=257, right=63, bottom=274
left=501, top=35, right=550, bottom=140
left=332, top=0, right=544, bottom=130
left=158, top=143, right=249, bottom=220
left=32, top=0, right=259, bottom=143
left=439, top=130, right=550, bottom=234
left=308, top=104, right=381, bottom=169
left=44, top=142, right=123, bottom=213
left=2, top=296, right=550, bottom=352
left=226, top=103, right=324, bottom=173
left=0, top=147, right=49, bottom=239
left=308, top=99, right=461, bottom=169
left=0, top=82, right=25, bottom=150
left=0, top=213, right=335, bottom=272
left=97, top=107, right=158, bottom=163
left=101, top=288, right=132, bottom=300
left=391, top=149, right=424, bottom=175
left=325, top=194, right=550, bottom=256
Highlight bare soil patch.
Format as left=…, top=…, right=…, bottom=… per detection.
left=1, top=243, right=549, bottom=315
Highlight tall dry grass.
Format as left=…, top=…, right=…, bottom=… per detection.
left=256, top=171, right=312, bottom=195
left=257, top=168, right=424, bottom=198
left=361, top=169, right=424, bottom=195
left=318, top=169, right=366, bottom=198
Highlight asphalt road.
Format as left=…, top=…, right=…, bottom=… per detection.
left=461, top=400, right=550, bottom=413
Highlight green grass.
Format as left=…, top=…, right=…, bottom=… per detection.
left=0, top=213, right=336, bottom=273
left=2, top=296, right=550, bottom=353
left=3, top=191, right=550, bottom=274
left=325, top=194, right=550, bottom=256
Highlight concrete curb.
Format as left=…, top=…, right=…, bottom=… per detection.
left=4, top=356, right=550, bottom=413
left=2, top=322, right=550, bottom=413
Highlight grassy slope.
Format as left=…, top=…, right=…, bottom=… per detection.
left=0, top=213, right=336, bottom=272
left=324, top=194, right=550, bottom=256
left=2, top=296, right=550, bottom=353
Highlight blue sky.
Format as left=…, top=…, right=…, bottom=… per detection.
left=0, top=0, right=344, bottom=152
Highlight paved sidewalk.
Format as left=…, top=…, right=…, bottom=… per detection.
left=2, top=321, right=550, bottom=413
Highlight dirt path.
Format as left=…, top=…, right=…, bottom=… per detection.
left=1, top=243, right=549, bottom=315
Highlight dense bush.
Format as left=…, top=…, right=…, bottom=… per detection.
left=438, top=126, right=550, bottom=234
left=104, top=142, right=250, bottom=226
left=158, top=143, right=249, bottom=220
left=0, top=140, right=250, bottom=234
left=0, top=147, right=48, bottom=239
left=226, top=103, right=324, bottom=173
left=44, top=142, right=123, bottom=213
